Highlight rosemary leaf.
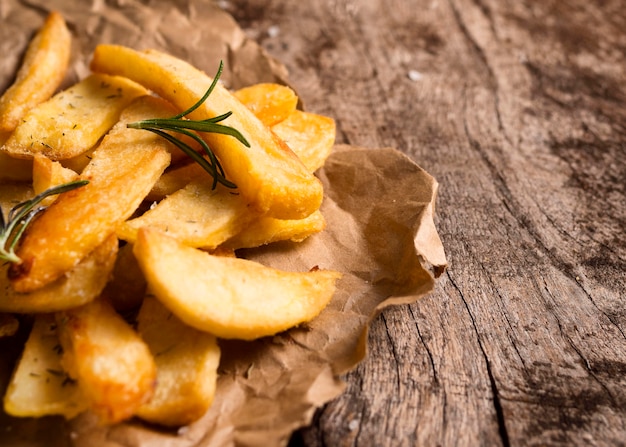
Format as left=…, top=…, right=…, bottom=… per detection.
left=126, top=61, right=249, bottom=189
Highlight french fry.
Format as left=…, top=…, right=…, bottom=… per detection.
left=0, top=234, right=118, bottom=313
left=90, top=45, right=324, bottom=220
left=271, top=110, right=336, bottom=173
left=223, top=209, right=326, bottom=250
left=146, top=161, right=204, bottom=201
left=136, top=296, right=220, bottom=427
left=3, top=314, right=88, bottom=419
left=234, top=83, right=298, bottom=126
left=117, top=179, right=257, bottom=249
left=0, top=12, right=71, bottom=133
left=9, top=97, right=172, bottom=293
left=2, top=74, right=148, bottom=160
left=32, top=155, right=79, bottom=205
left=58, top=96, right=197, bottom=175
left=55, top=297, right=156, bottom=424
left=134, top=228, right=341, bottom=340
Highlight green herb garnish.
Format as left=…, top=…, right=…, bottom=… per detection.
left=0, top=180, right=89, bottom=264
left=127, top=61, right=250, bottom=189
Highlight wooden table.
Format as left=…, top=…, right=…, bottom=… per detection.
left=223, top=1, right=626, bottom=445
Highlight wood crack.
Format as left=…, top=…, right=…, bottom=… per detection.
left=447, top=271, right=511, bottom=447
left=381, top=313, right=402, bottom=393
left=459, top=92, right=626, bottom=342
left=541, top=278, right=621, bottom=410
left=409, top=305, right=440, bottom=386
left=448, top=0, right=512, bottom=147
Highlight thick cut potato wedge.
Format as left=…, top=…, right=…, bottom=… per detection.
left=136, top=296, right=220, bottom=426
left=117, top=179, right=257, bottom=249
left=223, top=209, right=326, bottom=250
left=0, top=12, right=71, bottom=133
left=56, top=298, right=156, bottom=424
left=234, top=83, right=298, bottom=127
left=0, top=234, right=118, bottom=313
left=3, top=314, right=88, bottom=419
left=134, top=228, right=342, bottom=340
left=2, top=74, right=148, bottom=160
left=9, top=97, right=172, bottom=293
left=90, top=45, right=323, bottom=220
left=271, top=110, right=336, bottom=173
left=32, top=155, right=79, bottom=205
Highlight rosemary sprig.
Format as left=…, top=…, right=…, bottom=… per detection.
left=127, top=61, right=250, bottom=189
left=0, top=180, right=89, bottom=264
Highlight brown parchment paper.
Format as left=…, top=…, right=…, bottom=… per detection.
left=0, top=1, right=447, bottom=446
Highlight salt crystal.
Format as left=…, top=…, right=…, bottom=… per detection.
left=267, top=25, right=280, bottom=38
left=408, top=70, right=423, bottom=82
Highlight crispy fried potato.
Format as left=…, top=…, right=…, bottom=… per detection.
left=32, top=155, right=79, bottom=205
left=56, top=298, right=156, bottom=424
left=117, top=179, right=257, bottom=249
left=59, top=147, right=95, bottom=174
left=0, top=314, right=19, bottom=337
left=234, top=83, right=298, bottom=126
left=136, top=296, right=220, bottom=426
left=3, top=314, right=88, bottom=419
left=9, top=97, right=172, bottom=293
left=146, top=161, right=204, bottom=201
left=134, top=228, right=341, bottom=340
left=101, top=242, right=147, bottom=312
left=2, top=74, right=148, bottom=160
left=0, top=12, right=71, bottom=133
left=90, top=45, right=323, bottom=220
left=271, top=110, right=336, bottom=172
left=0, top=234, right=118, bottom=313
left=223, top=209, right=326, bottom=250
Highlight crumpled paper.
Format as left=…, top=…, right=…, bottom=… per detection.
left=0, top=1, right=447, bottom=446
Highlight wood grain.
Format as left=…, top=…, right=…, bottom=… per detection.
left=225, top=0, right=626, bottom=445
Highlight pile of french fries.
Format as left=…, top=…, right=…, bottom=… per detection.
left=0, top=12, right=341, bottom=427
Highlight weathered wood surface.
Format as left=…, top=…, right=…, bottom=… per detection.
left=226, top=1, right=626, bottom=445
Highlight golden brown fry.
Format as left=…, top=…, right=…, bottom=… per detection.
left=136, top=296, right=220, bottom=427
left=145, top=162, right=199, bottom=201
left=9, top=97, right=172, bottom=293
left=134, top=228, right=341, bottom=340
left=271, top=110, right=336, bottom=172
left=3, top=314, right=88, bottom=419
left=56, top=298, right=156, bottom=424
left=0, top=12, right=71, bottom=133
left=32, top=155, right=79, bottom=205
left=90, top=45, right=323, bottom=220
left=2, top=74, right=148, bottom=160
left=223, top=209, right=326, bottom=250
left=0, top=234, right=118, bottom=313
left=117, top=179, right=257, bottom=249
left=234, top=83, right=298, bottom=126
